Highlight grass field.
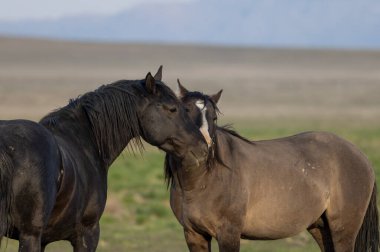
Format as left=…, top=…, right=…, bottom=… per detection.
left=2, top=120, right=379, bottom=251
left=0, top=37, right=379, bottom=251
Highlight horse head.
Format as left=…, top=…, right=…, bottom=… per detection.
left=136, top=67, right=208, bottom=162
left=177, top=79, right=222, bottom=148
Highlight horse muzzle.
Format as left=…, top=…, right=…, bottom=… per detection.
left=159, top=136, right=208, bottom=165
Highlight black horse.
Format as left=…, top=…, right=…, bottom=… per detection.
left=165, top=81, right=379, bottom=252
left=0, top=67, right=208, bottom=252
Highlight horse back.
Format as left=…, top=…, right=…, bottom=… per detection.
left=250, top=131, right=374, bottom=182
left=280, top=131, right=374, bottom=183
left=245, top=131, right=375, bottom=208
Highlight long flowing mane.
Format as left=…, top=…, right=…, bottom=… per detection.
left=203, top=95, right=253, bottom=169
left=216, top=125, right=253, bottom=144
left=40, top=80, right=144, bottom=165
left=209, top=124, right=254, bottom=167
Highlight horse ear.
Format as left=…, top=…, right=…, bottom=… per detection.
left=210, top=89, right=223, bottom=104
left=154, top=65, right=163, bottom=81
left=177, top=79, right=189, bottom=98
left=145, top=72, right=156, bottom=94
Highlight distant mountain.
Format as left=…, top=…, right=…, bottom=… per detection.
left=1, top=0, right=380, bottom=48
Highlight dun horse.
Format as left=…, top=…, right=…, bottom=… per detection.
left=0, top=67, right=208, bottom=252
left=165, top=81, right=379, bottom=252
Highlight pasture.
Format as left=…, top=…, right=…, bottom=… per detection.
left=0, top=37, right=379, bottom=251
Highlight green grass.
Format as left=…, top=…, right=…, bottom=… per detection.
left=3, top=120, right=380, bottom=251
left=98, top=120, right=380, bottom=252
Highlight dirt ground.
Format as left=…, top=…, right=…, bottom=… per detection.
left=1, top=37, right=379, bottom=123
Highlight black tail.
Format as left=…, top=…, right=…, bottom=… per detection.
left=0, top=150, right=14, bottom=246
left=355, top=182, right=379, bottom=252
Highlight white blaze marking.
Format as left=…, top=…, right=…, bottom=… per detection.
left=195, top=100, right=212, bottom=147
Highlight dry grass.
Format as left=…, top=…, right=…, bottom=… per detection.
left=1, top=37, right=379, bottom=123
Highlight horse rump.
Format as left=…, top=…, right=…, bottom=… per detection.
left=355, top=182, right=380, bottom=252
left=0, top=147, right=14, bottom=246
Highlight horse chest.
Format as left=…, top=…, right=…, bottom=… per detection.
left=182, top=203, right=218, bottom=237
left=177, top=189, right=227, bottom=237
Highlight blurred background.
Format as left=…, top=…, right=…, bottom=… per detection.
left=0, top=0, right=379, bottom=251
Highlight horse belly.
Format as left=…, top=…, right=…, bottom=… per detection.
left=242, top=186, right=329, bottom=239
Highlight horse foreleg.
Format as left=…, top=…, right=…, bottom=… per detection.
left=216, top=226, right=241, bottom=252
left=71, top=223, right=100, bottom=252
left=184, top=229, right=211, bottom=252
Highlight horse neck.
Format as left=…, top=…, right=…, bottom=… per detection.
left=169, top=128, right=244, bottom=191
left=168, top=130, right=225, bottom=191
left=82, top=88, right=142, bottom=167
left=40, top=84, right=142, bottom=168
left=169, top=154, right=208, bottom=192
left=40, top=109, right=105, bottom=162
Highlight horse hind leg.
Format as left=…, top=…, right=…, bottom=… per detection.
left=325, top=209, right=364, bottom=251
left=15, top=191, right=53, bottom=252
left=325, top=184, right=375, bottom=252
left=12, top=168, right=58, bottom=252
left=354, top=183, right=379, bottom=252
left=18, top=231, right=43, bottom=252
left=307, top=214, right=334, bottom=252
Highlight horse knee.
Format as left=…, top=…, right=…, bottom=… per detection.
left=184, top=229, right=211, bottom=252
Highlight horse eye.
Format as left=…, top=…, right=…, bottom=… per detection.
left=185, top=108, right=190, bottom=112
left=169, top=107, right=177, bottom=113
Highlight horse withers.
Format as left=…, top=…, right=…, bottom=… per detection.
left=165, top=81, right=379, bottom=252
left=0, top=67, right=208, bottom=252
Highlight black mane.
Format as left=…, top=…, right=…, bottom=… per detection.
left=216, top=125, right=253, bottom=144
left=40, top=80, right=145, bottom=165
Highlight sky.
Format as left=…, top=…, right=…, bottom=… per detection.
left=0, top=0, right=192, bottom=21
left=0, top=0, right=379, bottom=49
